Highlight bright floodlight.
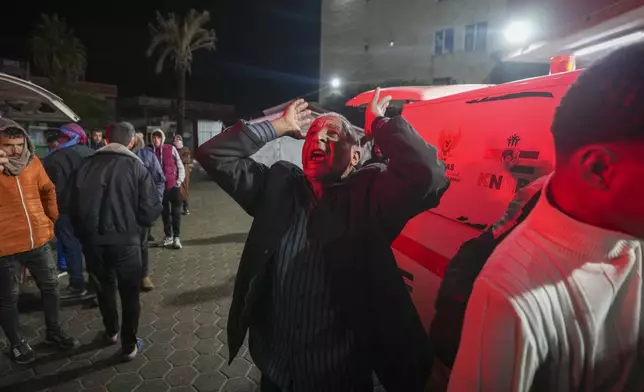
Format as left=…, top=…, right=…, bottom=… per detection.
left=330, top=77, right=342, bottom=89
left=504, top=21, right=532, bottom=44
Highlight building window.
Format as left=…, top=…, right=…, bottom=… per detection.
left=435, top=28, right=454, bottom=55
left=433, top=77, right=455, bottom=85
left=465, top=22, right=488, bottom=52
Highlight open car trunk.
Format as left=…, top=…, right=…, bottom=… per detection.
left=0, top=72, right=80, bottom=123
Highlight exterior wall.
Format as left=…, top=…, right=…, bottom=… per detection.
left=320, top=0, right=510, bottom=101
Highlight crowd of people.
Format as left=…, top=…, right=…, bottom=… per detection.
left=0, top=42, right=642, bottom=391
left=0, top=119, right=192, bottom=363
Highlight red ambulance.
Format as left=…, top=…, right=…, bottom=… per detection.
left=346, top=59, right=582, bottom=329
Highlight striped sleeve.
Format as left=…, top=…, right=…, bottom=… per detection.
left=246, top=121, right=278, bottom=144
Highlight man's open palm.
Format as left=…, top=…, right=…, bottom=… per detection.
left=365, top=87, right=392, bottom=137
left=282, top=99, right=312, bottom=138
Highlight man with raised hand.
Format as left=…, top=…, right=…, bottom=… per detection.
left=198, top=90, right=448, bottom=392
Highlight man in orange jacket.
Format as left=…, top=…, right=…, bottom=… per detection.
left=0, top=118, right=79, bottom=364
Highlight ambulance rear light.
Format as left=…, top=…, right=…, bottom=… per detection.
left=550, top=55, right=576, bottom=75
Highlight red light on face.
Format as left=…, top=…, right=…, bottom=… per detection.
left=550, top=55, right=576, bottom=74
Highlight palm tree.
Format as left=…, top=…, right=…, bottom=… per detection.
left=31, top=14, right=87, bottom=90
left=146, top=9, right=216, bottom=136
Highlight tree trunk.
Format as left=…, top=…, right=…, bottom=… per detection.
left=177, top=66, right=187, bottom=138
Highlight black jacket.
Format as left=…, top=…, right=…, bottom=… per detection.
left=68, top=144, right=162, bottom=246
left=43, top=144, right=94, bottom=212
left=429, top=178, right=544, bottom=368
left=197, top=116, right=449, bottom=392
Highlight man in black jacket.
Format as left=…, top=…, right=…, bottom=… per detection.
left=429, top=175, right=547, bottom=375
left=68, top=122, right=162, bottom=361
left=197, top=90, right=449, bottom=392
left=43, top=123, right=95, bottom=299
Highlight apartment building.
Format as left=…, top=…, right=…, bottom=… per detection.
left=319, top=0, right=511, bottom=101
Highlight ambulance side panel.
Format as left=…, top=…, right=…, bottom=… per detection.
left=393, top=71, right=581, bottom=330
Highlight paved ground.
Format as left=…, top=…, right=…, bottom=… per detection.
left=0, top=171, right=259, bottom=392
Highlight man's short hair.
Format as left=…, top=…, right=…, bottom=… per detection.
left=46, top=134, right=59, bottom=143
left=551, top=42, right=644, bottom=158
left=0, top=128, right=24, bottom=139
left=316, top=112, right=362, bottom=145
left=107, top=122, right=135, bottom=146
left=0, top=118, right=26, bottom=139
left=91, top=129, right=102, bottom=135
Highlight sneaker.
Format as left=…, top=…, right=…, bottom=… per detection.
left=9, top=340, right=35, bottom=365
left=122, top=338, right=143, bottom=362
left=173, top=237, right=182, bottom=249
left=141, top=277, right=154, bottom=292
left=45, top=330, right=80, bottom=350
left=182, top=208, right=190, bottom=216
left=162, top=237, right=174, bottom=247
left=104, top=332, right=118, bottom=346
left=59, top=286, right=91, bottom=300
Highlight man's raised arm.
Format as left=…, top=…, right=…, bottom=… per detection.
left=196, top=99, right=311, bottom=216
left=366, top=88, right=449, bottom=239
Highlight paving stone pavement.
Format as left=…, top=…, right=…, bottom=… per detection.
left=0, top=172, right=257, bottom=392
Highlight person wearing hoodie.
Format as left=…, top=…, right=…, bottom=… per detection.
left=132, top=132, right=165, bottom=291
left=0, top=118, right=80, bottom=364
left=173, top=135, right=192, bottom=215
left=67, top=121, right=162, bottom=361
left=151, top=129, right=185, bottom=249
left=43, top=123, right=95, bottom=300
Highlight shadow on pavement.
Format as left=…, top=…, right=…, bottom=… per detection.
left=18, top=293, right=97, bottom=314
left=164, top=274, right=236, bottom=307
left=179, top=232, right=248, bottom=246
left=0, top=335, right=118, bottom=392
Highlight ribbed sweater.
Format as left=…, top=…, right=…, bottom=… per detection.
left=448, top=176, right=644, bottom=392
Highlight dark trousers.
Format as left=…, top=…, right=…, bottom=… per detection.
left=140, top=229, right=149, bottom=278
left=162, top=187, right=182, bottom=238
left=0, top=244, right=60, bottom=346
left=54, top=214, right=85, bottom=290
left=84, top=244, right=141, bottom=351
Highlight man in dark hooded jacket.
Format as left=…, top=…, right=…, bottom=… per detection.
left=68, top=121, right=162, bottom=361
left=44, top=123, right=95, bottom=299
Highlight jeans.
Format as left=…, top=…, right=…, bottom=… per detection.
left=54, top=214, right=85, bottom=290
left=0, top=244, right=60, bottom=346
left=56, top=241, right=67, bottom=271
left=140, top=229, right=149, bottom=278
left=162, top=187, right=182, bottom=238
left=84, top=244, right=141, bottom=351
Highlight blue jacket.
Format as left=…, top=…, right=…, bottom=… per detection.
left=136, top=147, right=165, bottom=201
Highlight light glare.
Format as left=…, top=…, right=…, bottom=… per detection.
left=504, top=22, right=532, bottom=45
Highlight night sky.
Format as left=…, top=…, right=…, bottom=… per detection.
left=0, top=0, right=321, bottom=114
